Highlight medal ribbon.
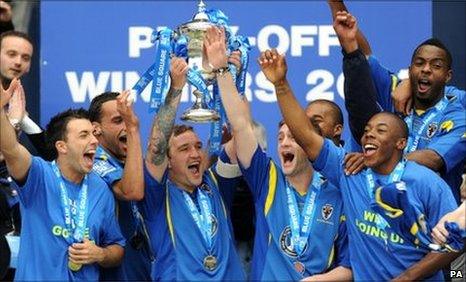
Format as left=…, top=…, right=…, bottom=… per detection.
left=286, top=172, right=323, bottom=256
left=404, top=96, right=448, bottom=153
left=51, top=161, right=88, bottom=244
left=183, top=188, right=213, bottom=250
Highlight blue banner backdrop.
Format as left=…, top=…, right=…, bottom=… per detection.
left=40, top=0, right=431, bottom=162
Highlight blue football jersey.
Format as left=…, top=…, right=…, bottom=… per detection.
left=92, top=146, right=152, bottom=281
left=313, top=139, right=457, bottom=281
left=13, top=157, right=125, bottom=281
left=138, top=163, right=245, bottom=280
left=239, top=147, right=349, bottom=281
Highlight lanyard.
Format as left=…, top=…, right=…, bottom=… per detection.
left=183, top=187, right=214, bottom=250
left=51, top=161, right=88, bottom=244
left=404, top=96, right=448, bottom=153
left=286, top=172, right=322, bottom=256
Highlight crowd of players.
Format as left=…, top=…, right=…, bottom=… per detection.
left=1, top=0, right=465, bottom=281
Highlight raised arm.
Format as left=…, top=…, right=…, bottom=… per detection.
left=327, top=0, right=372, bottom=56
left=112, top=90, right=144, bottom=201
left=258, top=49, right=323, bottom=161
left=145, top=57, right=188, bottom=182
left=203, top=27, right=257, bottom=168
left=7, top=83, right=52, bottom=160
left=0, top=79, right=32, bottom=182
left=334, top=11, right=381, bottom=144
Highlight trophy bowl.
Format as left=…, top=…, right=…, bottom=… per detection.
left=177, top=1, right=221, bottom=123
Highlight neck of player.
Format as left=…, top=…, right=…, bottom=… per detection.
left=414, top=92, right=444, bottom=111
left=57, top=157, right=85, bottom=184
left=371, top=152, right=403, bottom=175
left=288, top=165, right=313, bottom=195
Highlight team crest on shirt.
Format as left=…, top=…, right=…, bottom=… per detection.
left=321, top=204, right=334, bottom=221
left=279, top=226, right=308, bottom=258
left=426, top=122, right=438, bottom=138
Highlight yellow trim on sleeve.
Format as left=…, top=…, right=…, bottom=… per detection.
left=390, top=74, right=398, bottom=93
left=208, top=169, right=219, bottom=187
left=165, top=188, right=176, bottom=247
left=326, top=245, right=335, bottom=269
left=264, top=161, right=278, bottom=216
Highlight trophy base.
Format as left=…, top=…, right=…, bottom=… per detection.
left=180, top=108, right=220, bottom=123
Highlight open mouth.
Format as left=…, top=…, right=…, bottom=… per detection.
left=282, top=152, right=295, bottom=165
left=417, top=78, right=431, bottom=93
left=188, top=162, right=200, bottom=175
left=363, top=143, right=378, bottom=158
left=83, top=150, right=96, bottom=166
left=119, top=135, right=127, bottom=144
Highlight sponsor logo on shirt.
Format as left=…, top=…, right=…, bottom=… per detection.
left=440, top=120, right=454, bottom=133
left=93, top=160, right=116, bottom=177
left=52, top=225, right=91, bottom=240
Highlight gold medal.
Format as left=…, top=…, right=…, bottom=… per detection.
left=68, top=260, right=82, bottom=272
left=203, top=255, right=217, bottom=271
left=294, top=261, right=305, bottom=275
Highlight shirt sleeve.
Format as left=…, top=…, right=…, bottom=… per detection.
left=421, top=172, right=458, bottom=228
left=445, top=86, right=466, bottom=109
left=334, top=215, right=351, bottom=269
left=137, top=163, right=166, bottom=221
left=238, top=146, right=273, bottom=202
left=343, top=49, right=382, bottom=143
left=367, top=55, right=398, bottom=112
left=92, top=158, right=123, bottom=187
left=426, top=103, right=466, bottom=172
left=14, top=157, right=44, bottom=208
left=440, top=136, right=466, bottom=173
left=100, top=189, right=126, bottom=247
left=312, top=139, right=346, bottom=188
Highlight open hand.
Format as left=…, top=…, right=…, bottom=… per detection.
left=8, top=82, right=26, bottom=121
left=116, top=90, right=139, bottom=129
left=344, top=152, right=365, bottom=175
left=1, top=78, right=20, bottom=109
left=257, top=49, right=287, bottom=85
left=204, top=26, right=228, bottom=70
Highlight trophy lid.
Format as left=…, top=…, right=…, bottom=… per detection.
left=193, top=0, right=208, bottom=21
left=177, top=0, right=213, bottom=33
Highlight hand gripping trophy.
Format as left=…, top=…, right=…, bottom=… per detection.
left=133, top=0, right=250, bottom=127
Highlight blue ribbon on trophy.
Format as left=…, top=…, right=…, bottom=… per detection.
left=233, top=36, right=251, bottom=95
left=133, top=1, right=250, bottom=155
left=149, top=28, right=172, bottom=113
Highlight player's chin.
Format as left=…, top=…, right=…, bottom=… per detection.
left=189, top=176, right=203, bottom=188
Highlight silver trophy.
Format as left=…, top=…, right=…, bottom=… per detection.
left=177, top=0, right=220, bottom=123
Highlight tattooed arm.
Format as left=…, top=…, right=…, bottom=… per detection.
left=145, top=57, right=188, bottom=182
